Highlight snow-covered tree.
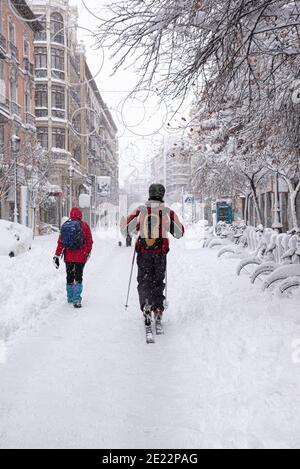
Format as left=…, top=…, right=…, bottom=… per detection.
left=97, top=0, right=300, bottom=100
left=19, top=139, right=53, bottom=234
left=0, top=153, right=15, bottom=204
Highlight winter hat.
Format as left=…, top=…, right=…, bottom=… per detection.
left=70, top=207, right=83, bottom=220
left=149, top=183, right=165, bottom=202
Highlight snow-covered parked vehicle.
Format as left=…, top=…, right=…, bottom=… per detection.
left=0, top=220, right=33, bottom=257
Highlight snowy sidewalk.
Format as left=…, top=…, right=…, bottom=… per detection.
left=0, top=233, right=300, bottom=448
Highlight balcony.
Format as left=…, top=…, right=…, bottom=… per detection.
left=0, top=33, right=6, bottom=58
left=52, top=108, right=66, bottom=120
left=51, top=33, right=64, bottom=46
left=9, top=41, right=19, bottom=62
left=35, top=68, right=48, bottom=79
left=34, top=30, right=47, bottom=42
left=0, top=94, right=10, bottom=121
left=51, top=149, right=71, bottom=167
left=51, top=69, right=65, bottom=81
left=36, top=108, right=48, bottom=118
left=23, top=58, right=34, bottom=76
left=25, top=112, right=36, bottom=127
left=11, top=100, right=21, bottom=117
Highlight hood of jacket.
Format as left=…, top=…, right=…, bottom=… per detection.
left=70, top=207, right=83, bottom=221
left=146, top=200, right=165, bottom=209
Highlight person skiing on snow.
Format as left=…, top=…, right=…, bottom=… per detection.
left=122, top=184, right=184, bottom=341
left=53, top=207, right=93, bottom=308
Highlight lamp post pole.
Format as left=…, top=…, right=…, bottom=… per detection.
left=12, top=135, right=19, bottom=223
left=274, top=170, right=282, bottom=231
left=69, top=166, right=74, bottom=213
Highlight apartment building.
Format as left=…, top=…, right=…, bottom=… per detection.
left=30, top=0, right=119, bottom=227
left=150, top=135, right=192, bottom=204
left=0, top=0, right=41, bottom=221
left=82, top=60, right=119, bottom=219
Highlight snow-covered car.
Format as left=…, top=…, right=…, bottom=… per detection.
left=0, top=220, right=33, bottom=257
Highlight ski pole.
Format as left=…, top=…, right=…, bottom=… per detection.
left=125, top=248, right=137, bottom=310
left=164, top=256, right=169, bottom=310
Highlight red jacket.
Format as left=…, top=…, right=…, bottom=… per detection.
left=121, top=201, right=185, bottom=255
left=55, top=208, right=93, bottom=264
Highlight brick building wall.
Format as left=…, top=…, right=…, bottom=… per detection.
left=0, top=0, right=40, bottom=221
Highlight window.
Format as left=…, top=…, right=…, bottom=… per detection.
left=35, top=84, right=48, bottom=117
left=52, top=84, right=65, bottom=118
left=10, top=79, right=16, bottom=103
left=0, top=61, right=5, bottom=98
left=35, top=19, right=47, bottom=41
left=0, top=125, right=4, bottom=156
left=50, top=13, right=64, bottom=44
left=0, top=1, right=3, bottom=35
left=35, top=47, right=47, bottom=77
left=9, top=18, right=18, bottom=61
left=51, top=47, right=64, bottom=80
left=37, top=127, right=48, bottom=149
left=52, top=85, right=65, bottom=109
left=52, top=128, right=65, bottom=149
left=24, top=39, right=29, bottom=57
left=9, top=18, right=16, bottom=45
left=35, top=84, right=48, bottom=107
left=25, top=93, right=30, bottom=114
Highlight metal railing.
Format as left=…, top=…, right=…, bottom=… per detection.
left=25, top=112, right=36, bottom=126
left=35, top=30, right=47, bottom=42
left=36, top=108, right=48, bottom=118
left=11, top=100, right=21, bottom=116
left=0, top=94, right=10, bottom=112
left=52, top=149, right=69, bottom=161
left=52, top=108, right=66, bottom=119
left=0, top=33, right=6, bottom=56
left=51, top=69, right=65, bottom=81
left=9, top=41, right=19, bottom=61
left=23, top=58, right=34, bottom=76
left=35, top=68, right=48, bottom=79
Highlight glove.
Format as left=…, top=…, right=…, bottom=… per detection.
left=53, top=256, right=60, bottom=269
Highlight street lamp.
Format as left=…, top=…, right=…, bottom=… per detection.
left=273, top=170, right=283, bottom=232
left=12, top=135, right=20, bottom=223
left=69, top=165, right=74, bottom=212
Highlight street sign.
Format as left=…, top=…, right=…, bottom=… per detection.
left=97, top=176, right=111, bottom=197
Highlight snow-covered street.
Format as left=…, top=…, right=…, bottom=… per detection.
left=1, top=231, right=300, bottom=449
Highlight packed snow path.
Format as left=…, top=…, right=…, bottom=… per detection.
left=1, top=231, right=300, bottom=449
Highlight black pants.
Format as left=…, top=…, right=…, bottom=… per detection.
left=137, top=252, right=166, bottom=311
left=66, top=262, right=85, bottom=284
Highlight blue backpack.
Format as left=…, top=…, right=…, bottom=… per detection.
left=61, top=220, right=84, bottom=250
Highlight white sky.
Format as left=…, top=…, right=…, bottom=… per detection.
left=70, top=0, right=192, bottom=186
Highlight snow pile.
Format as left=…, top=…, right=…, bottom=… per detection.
left=0, top=220, right=33, bottom=257
left=0, top=235, right=64, bottom=341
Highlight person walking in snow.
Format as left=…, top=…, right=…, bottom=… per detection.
left=122, top=184, right=184, bottom=340
left=53, top=207, right=93, bottom=308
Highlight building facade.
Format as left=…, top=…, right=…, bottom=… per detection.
left=150, top=135, right=192, bottom=204
left=30, top=0, right=119, bottom=228
left=0, top=0, right=41, bottom=222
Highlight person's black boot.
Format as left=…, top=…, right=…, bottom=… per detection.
left=154, top=308, right=164, bottom=335
left=143, top=304, right=154, bottom=344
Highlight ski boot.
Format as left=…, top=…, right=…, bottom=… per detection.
left=153, top=307, right=164, bottom=335
left=73, top=283, right=83, bottom=309
left=143, top=303, right=155, bottom=344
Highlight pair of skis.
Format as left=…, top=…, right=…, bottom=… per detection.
left=145, top=317, right=164, bottom=344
